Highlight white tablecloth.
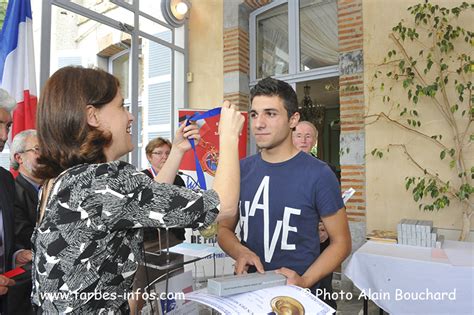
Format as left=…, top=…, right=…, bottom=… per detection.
left=345, top=240, right=474, bottom=314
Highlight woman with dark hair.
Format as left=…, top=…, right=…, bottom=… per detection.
left=31, top=66, right=244, bottom=313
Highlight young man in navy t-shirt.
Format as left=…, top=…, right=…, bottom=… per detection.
left=217, top=77, right=351, bottom=295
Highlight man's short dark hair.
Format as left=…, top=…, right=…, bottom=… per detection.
left=250, top=77, right=299, bottom=118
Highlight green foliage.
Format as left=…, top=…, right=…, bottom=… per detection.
left=370, top=148, right=384, bottom=159
left=339, top=147, right=350, bottom=157
left=406, top=176, right=452, bottom=211
left=457, top=183, right=474, bottom=200
left=371, top=1, right=473, bottom=216
left=0, top=0, right=8, bottom=30
left=384, top=2, right=472, bottom=111
left=343, top=85, right=359, bottom=92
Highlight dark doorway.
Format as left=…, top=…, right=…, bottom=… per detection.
left=296, top=76, right=340, bottom=179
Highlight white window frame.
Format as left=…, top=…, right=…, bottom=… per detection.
left=40, top=0, right=188, bottom=167
left=249, top=0, right=339, bottom=87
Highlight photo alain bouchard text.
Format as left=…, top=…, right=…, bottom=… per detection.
left=315, top=288, right=457, bottom=302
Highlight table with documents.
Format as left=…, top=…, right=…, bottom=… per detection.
left=345, top=240, right=474, bottom=314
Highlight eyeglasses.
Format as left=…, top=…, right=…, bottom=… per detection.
left=151, top=151, right=170, bottom=157
left=22, top=146, right=40, bottom=154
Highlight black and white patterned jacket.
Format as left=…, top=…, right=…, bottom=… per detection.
left=31, top=161, right=219, bottom=313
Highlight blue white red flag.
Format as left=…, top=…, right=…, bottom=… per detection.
left=0, top=0, right=37, bottom=139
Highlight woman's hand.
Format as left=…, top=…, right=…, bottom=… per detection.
left=156, top=124, right=198, bottom=183
left=173, top=121, right=201, bottom=153
left=218, top=101, right=245, bottom=139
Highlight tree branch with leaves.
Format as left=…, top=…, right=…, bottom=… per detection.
left=367, top=1, right=473, bottom=240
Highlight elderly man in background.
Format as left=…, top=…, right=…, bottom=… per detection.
left=293, top=120, right=318, bottom=155
left=11, top=129, right=42, bottom=249
left=293, top=120, right=338, bottom=310
left=7, top=129, right=39, bottom=315
left=0, top=89, right=18, bottom=308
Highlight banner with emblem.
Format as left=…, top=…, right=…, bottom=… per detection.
left=177, top=109, right=248, bottom=189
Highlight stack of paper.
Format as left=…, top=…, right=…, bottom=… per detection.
left=397, top=219, right=443, bottom=248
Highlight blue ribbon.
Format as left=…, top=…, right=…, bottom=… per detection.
left=185, top=107, right=222, bottom=190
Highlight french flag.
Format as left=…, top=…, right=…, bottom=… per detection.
left=0, top=0, right=37, bottom=139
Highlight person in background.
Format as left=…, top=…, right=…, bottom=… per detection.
left=293, top=120, right=337, bottom=310
left=0, top=89, right=29, bottom=311
left=31, top=66, right=244, bottom=313
left=142, top=137, right=186, bottom=244
left=8, top=129, right=41, bottom=314
left=143, top=137, right=184, bottom=184
left=0, top=88, right=15, bottom=153
left=10, top=129, right=42, bottom=249
left=292, top=120, right=318, bottom=155
left=218, top=77, right=351, bottom=300
left=130, top=137, right=187, bottom=313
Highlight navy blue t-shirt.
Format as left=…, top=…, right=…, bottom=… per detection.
left=238, top=151, right=343, bottom=289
